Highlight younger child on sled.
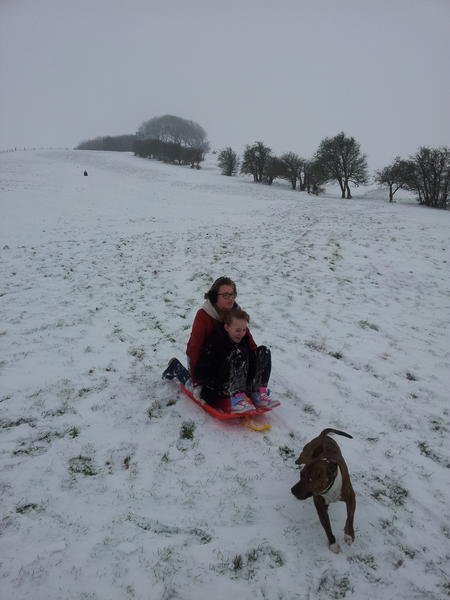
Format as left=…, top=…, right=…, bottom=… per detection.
left=162, top=308, right=279, bottom=414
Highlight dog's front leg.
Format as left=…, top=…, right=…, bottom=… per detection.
left=313, top=495, right=340, bottom=553
left=343, top=490, right=356, bottom=545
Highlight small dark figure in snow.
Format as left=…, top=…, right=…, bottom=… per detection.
left=84, top=170, right=88, bottom=176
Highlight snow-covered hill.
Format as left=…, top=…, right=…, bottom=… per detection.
left=1, top=149, right=449, bottom=600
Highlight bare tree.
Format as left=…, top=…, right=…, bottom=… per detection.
left=375, top=156, right=412, bottom=202
left=315, top=132, right=368, bottom=198
left=263, top=156, right=286, bottom=185
left=302, top=159, right=328, bottom=195
left=280, top=152, right=303, bottom=190
left=240, top=141, right=272, bottom=182
left=407, top=147, right=449, bottom=209
left=217, top=147, right=240, bottom=176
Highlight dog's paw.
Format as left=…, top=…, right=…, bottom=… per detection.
left=344, top=534, right=354, bottom=546
left=329, top=542, right=341, bottom=554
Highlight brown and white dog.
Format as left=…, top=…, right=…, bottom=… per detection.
left=291, top=428, right=356, bottom=553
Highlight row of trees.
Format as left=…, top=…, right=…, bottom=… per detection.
left=133, top=138, right=205, bottom=168
left=218, top=134, right=449, bottom=208
left=375, top=147, right=449, bottom=208
left=77, top=134, right=136, bottom=152
left=218, top=133, right=368, bottom=198
left=77, top=119, right=448, bottom=209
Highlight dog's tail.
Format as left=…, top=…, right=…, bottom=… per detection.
left=321, top=428, right=353, bottom=440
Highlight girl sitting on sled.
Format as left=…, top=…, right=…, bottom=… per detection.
left=162, top=277, right=278, bottom=413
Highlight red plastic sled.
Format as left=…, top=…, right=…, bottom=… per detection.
left=176, top=383, right=271, bottom=420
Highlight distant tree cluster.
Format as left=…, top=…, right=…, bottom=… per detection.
left=376, top=147, right=449, bottom=208
left=133, top=138, right=205, bottom=169
left=134, top=115, right=209, bottom=168
left=136, top=115, right=209, bottom=152
left=219, top=132, right=368, bottom=199
left=77, top=114, right=210, bottom=169
left=76, top=135, right=136, bottom=152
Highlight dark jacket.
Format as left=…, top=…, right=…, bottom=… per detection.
left=194, top=324, right=253, bottom=403
left=186, top=300, right=257, bottom=380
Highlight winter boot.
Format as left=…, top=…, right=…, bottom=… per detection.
left=229, top=392, right=254, bottom=414
left=161, top=358, right=191, bottom=385
left=251, top=387, right=280, bottom=409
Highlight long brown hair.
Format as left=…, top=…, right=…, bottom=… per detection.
left=204, top=276, right=237, bottom=305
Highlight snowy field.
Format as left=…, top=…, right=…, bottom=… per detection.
left=1, top=149, right=449, bottom=600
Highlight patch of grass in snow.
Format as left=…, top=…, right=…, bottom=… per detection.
left=358, top=320, right=380, bottom=331
left=16, top=502, right=42, bottom=514
left=305, top=338, right=327, bottom=353
left=43, top=401, right=73, bottom=417
left=316, top=569, right=353, bottom=599
left=112, top=324, right=126, bottom=342
left=400, top=545, right=416, bottom=559
left=418, top=441, right=445, bottom=465
left=13, top=427, right=76, bottom=456
left=278, top=445, right=296, bottom=461
left=216, top=542, right=284, bottom=580
left=67, top=426, right=79, bottom=438
left=1, top=416, right=36, bottom=429
left=68, top=455, right=97, bottom=476
left=128, top=514, right=211, bottom=543
left=147, top=402, right=161, bottom=419
left=179, top=421, right=195, bottom=440
left=147, top=398, right=176, bottom=419
left=303, top=403, right=320, bottom=416
left=348, top=554, right=381, bottom=583
left=128, top=345, right=145, bottom=361
left=371, top=476, right=408, bottom=507
left=77, top=387, right=91, bottom=397
left=430, top=418, right=446, bottom=433
left=305, top=338, right=343, bottom=360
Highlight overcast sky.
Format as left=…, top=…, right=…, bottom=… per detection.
left=1, top=0, right=449, bottom=169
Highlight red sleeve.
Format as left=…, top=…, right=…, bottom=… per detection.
left=246, top=328, right=257, bottom=351
left=186, top=309, right=213, bottom=377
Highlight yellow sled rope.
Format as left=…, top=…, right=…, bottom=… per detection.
left=243, top=416, right=272, bottom=431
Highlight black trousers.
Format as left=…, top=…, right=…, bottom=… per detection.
left=201, top=345, right=271, bottom=404
left=162, top=347, right=271, bottom=405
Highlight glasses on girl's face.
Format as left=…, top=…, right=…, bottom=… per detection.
left=217, top=293, right=236, bottom=299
